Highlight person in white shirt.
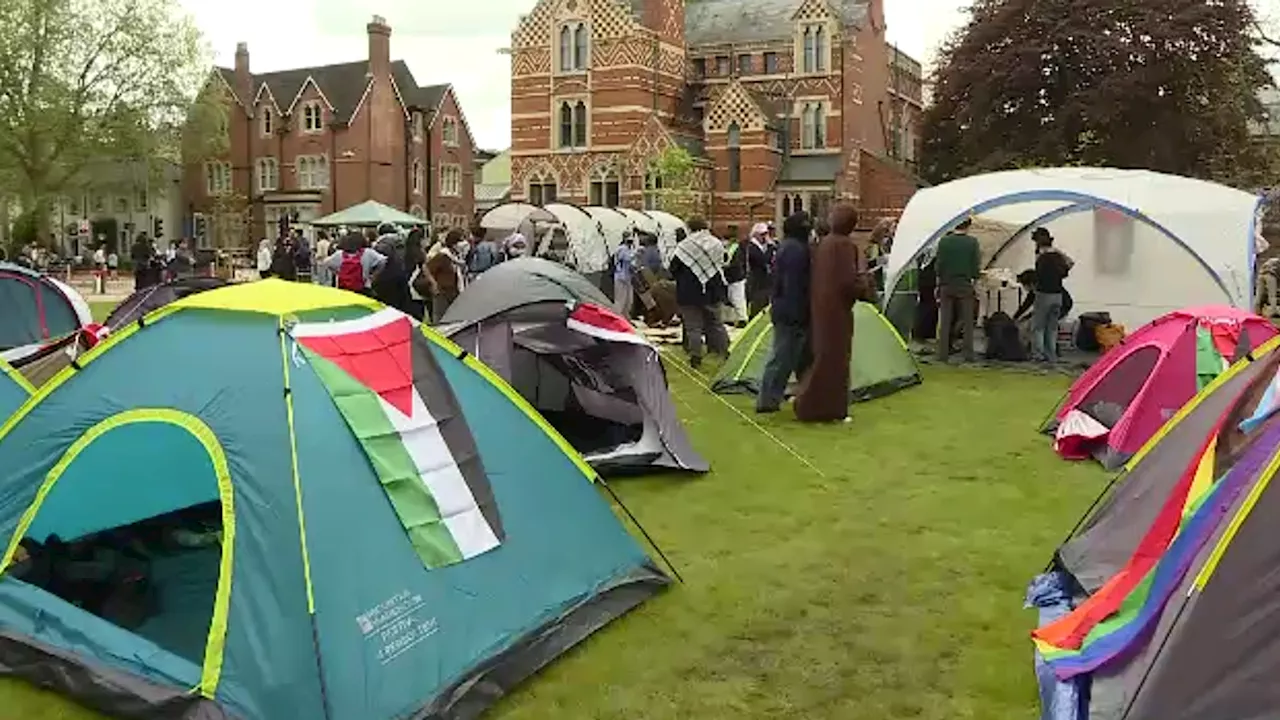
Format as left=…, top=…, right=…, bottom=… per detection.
left=256, top=239, right=273, bottom=279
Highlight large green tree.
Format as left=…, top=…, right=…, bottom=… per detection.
left=0, top=0, right=212, bottom=235
left=921, top=0, right=1276, bottom=187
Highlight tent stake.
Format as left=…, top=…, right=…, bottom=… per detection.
left=599, top=478, right=684, bottom=584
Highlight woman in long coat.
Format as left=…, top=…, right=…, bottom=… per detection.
left=794, top=204, right=877, bottom=422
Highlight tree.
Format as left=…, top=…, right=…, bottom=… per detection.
left=0, top=0, right=211, bottom=235
left=921, top=0, right=1275, bottom=187
left=649, top=145, right=705, bottom=218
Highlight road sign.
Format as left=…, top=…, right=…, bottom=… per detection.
left=77, top=220, right=90, bottom=237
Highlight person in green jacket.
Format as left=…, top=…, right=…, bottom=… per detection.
left=933, top=217, right=981, bottom=362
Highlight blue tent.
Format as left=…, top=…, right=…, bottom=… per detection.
left=0, top=280, right=667, bottom=719
left=0, top=359, right=32, bottom=421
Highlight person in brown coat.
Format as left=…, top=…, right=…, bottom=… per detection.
left=793, top=204, right=877, bottom=422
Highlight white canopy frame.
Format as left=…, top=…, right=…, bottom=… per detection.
left=543, top=202, right=612, bottom=273
left=884, top=168, right=1266, bottom=327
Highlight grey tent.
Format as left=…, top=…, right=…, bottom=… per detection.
left=1032, top=335, right=1280, bottom=719
left=438, top=258, right=708, bottom=475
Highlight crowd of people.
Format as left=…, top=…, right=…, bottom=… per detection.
left=255, top=223, right=515, bottom=322
left=617, top=203, right=881, bottom=424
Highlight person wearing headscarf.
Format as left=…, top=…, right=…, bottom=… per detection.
left=723, top=226, right=749, bottom=327
left=757, top=211, right=814, bottom=413
left=426, top=229, right=467, bottom=321
left=794, top=204, right=876, bottom=422
left=745, top=221, right=774, bottom=318
left=669, top=217, right=729, bottom=369
left=256, top=238, right=273, bottom=279
left=404, top=227, right=429, bottom=320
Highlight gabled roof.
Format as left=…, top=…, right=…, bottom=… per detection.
left=684, top=0, right=868, bottom=47
left=216, top=59, right=449, bottom=126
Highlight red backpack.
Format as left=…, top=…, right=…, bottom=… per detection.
left=336, top=250, right=365, bottom=291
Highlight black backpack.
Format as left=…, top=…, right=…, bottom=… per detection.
left=984, top=311, right=1027, bottom=361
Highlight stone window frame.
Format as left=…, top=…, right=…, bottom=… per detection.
left=553, top=96, right=590, bottom=150
left=260, top=105, right=274, bottom=137
left=527, top=169, right=559, bottom=205
left=296, top=154, right=329, bottom=189
left=588, top=164, right=621, bottom=207
left=797, top=99, right=827, bottom=149
left=439, top=164, right=463, bottom=197
left=556, top=20, right=591, bottom=74
left=796, top=21, right=833, bottom=75
left=300, top=101, right=325, bottom=133
left=204, top=161, right=232, bottom=195
left=256, top=157, right=279, bottom=192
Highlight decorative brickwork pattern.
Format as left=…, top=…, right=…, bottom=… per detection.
left=705, top=81, right=769, bottom=133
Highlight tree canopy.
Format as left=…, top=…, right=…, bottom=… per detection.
left=921, top=0, right=1276, bottom=187
left=0, top=0, right=213, bottom=225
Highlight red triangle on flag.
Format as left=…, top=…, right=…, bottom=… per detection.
left=297, top=316, right=416, bottom=417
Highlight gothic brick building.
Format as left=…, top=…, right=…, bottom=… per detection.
left=508, top=0, right=923, bottom=237
left=185, top=16, right=477, bottom=247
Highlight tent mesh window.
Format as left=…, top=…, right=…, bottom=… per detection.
left=511, top=345, right=643, bottom=454
left=1078, top=345, right=1162, bottom=427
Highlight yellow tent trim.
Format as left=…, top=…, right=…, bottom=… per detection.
left=172, top=278, right=379, bottom=316
left=0, top=358, right=35, bottom=396
left=278, top=321, right=317, bottom=613
left=0, top=408, right=235, bottom=698
left=727, top=310, right=769, bottom=354
left=1124, top=334, right=1280, bottom=471
left=1194, top=443, right=1280, bottom=590
left=417, top=325, right=598, bottom=482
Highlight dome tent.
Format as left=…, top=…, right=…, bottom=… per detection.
left=712, top=302, right=921, bottom=403
left=0, top=359, right=32, bottom=421
left=439, top=258, right=708, bottom=475
left=1044, top=306, right=1277, bottom=469
left=1030, top=333, right=1280, bottom=719
left=0, top=280, right=667, bottom=720
left=0, top=262, right=93, bottom=365
left=884, top=168, right=1265, bottom=331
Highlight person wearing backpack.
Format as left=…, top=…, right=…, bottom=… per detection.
left=323, top=230, right=385, bottom=296
left=468, top=228, right=500, bottom=278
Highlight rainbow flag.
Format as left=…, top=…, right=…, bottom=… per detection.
left=1033, top=415, right=1280, bottom=679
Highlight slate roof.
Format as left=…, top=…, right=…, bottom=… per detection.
left=684, top=0, right=868, bottom=47
left=216, top=61, right=450, bottom=126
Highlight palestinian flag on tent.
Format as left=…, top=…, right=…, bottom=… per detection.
left=291, top=308, right=503, bottom=569
left=1032, top=409, right=1280, bottom=678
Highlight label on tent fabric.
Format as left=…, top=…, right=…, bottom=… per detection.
left=292, top=309, right=504, bottom=569
left=356, top=589, right=440, bottom=665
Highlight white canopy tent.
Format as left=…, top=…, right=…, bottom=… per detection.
left=643, top=210, right=688, bottom=262
left=884, top=168, right=1267, bottom=329
left=542, top=203, right=612, bottom=273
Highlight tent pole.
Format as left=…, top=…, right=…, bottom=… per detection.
left=598, top=478, right=684, bottom=584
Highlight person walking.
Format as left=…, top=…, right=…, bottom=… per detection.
left=130, top=233, right=154, bottom=290
left=467, top=227, right=501, bottom=279
left=168, top=239, right=194, bottom=280
left=756, top=211, right=814, bottom=413
left=1029, top=227, right=1072, bottom=363
left=933, top=217, right=981, bottom=363
left=794, top=204, right=875, bottom=423
left=256, top=238, right=273, bottom=279
left=324, top=231, right=386, bottom=296
left=426, top=229, right=466, bottom=321
left=669, top=217, right=730, bottom=369
left=313, top=231, right=333, bottom=285
left=723, top=230, right=749, bottom=327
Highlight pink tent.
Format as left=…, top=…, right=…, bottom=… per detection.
left=1043, top=306, right=1278, bottom=469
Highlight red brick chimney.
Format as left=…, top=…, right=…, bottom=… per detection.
left=234, top=41, right=251, bottom=103
left=367, top=15, right=391, bottom=75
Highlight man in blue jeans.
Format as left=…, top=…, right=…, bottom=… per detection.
left=1030, top=228, right=1071, bottom=362
left=757, top=211, right=814, bottom=413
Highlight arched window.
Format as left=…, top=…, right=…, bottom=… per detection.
left=781, top=194, right=792, bottom=217
left=573, top=101, right=588, bottom=147
left=801, top=105, right=815, bottom=149
left=727, top=122, right=741, bottom=192
left=412, top=160, right=423, bottom=194
left=558, top=101, right=573, bottom=148
left=814, top=103, right=826, bottom=148
left=528, top=172, right=558, bottom=205
left=559, top=26, right=572, bottom=72
left=643, top=168, right=664, bottom=210
left=803, top=27, right=815, bottom=73
left=814, top=27, right=826, bottom=71
left=573, top=25, right=589, bottom=70
left=588, top=166, right=620, bottom=207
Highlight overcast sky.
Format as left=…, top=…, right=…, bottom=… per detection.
left=178, top=0, right=970, bottom=151
left=178, top=0, right=1280, bottom=150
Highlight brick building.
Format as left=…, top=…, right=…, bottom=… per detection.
left=185, top=15, right=477, bottom=247
left=507, top=0, right=923, bottom=237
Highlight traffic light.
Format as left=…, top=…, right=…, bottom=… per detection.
left=153, top=217, right=164, bottom=238
left=194, top=215, right=207, bottom=242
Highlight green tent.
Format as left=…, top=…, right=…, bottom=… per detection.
left=712, top=302, right=922, bottom=402
left=310, top=200, right=428, bottom=227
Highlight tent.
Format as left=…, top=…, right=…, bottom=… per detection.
left=439, top=258, right=708, bottom=474
left=0, top=359, right=32, bottom=420
left=543, top=202, right=613, bottom=275
left=1030, top=333, right=1280, bottom=719
left=0, top=263, right=93, bottom=364
left=884, top=168, right=1266, bottom=330
left=712, top=302, right=922, bottom=402
left=1043, top=306, right=1277, bottom=469
left=106, top=276, right=230, bottom=328
left=309, top=199, right=428, bottom=227
left=0, top=280, right=667, bottom=719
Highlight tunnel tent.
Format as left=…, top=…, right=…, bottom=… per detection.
left=543, top=202, right=612, bottom=274
left=884, top=168, right=1266, bottom=331
left=0, top=280, right=667, bottom=720
left=644, top=209, right=689, bottom=263
left=0, top=262, right=93, bottom=365
left=478, top=201, right=558, bottom=243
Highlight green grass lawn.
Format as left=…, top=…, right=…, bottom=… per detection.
left=0, top=357, right=1108, bottom=719
left=88, top=302, right=115, bottom=323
